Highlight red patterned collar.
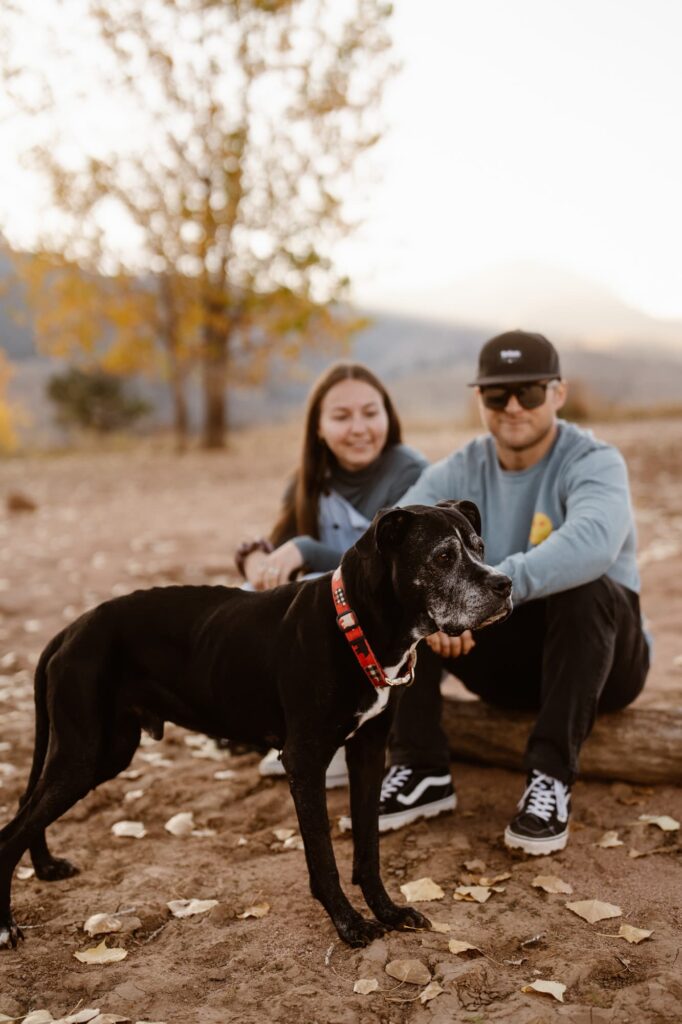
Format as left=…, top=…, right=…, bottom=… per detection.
left=331, top=567, right=417, bottom=689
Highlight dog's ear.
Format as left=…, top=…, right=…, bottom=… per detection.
left=375, top=507, right=416, bottom=553
left=454, top=500, right=482, bottom=536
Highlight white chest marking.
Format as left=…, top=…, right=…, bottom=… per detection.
left=345, top=687, right=390, bottom=739
left=345, top=642, right=418, bottom=740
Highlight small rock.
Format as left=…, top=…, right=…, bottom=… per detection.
left=7, top=491, right=37, bottom=513
left=385, top=958, right=431, bottom=985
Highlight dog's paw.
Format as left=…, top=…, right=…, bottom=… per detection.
left=33, top=857, right=79, bottom=882
left=0, top=914, right=24, bottom=949
left=338, top=915, right=385, bottom=948
left=377, top=904, right=431, bottom=932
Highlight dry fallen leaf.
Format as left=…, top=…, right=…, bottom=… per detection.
left=597, top=830, right=624, bottom=848
left=53, top=1012, right=101, bottom=1024
left=385, top=959, right=431, bottom=985
left=272, top=828, right=295, bottom=842
left=167, top=899, right=219, bottom=918
left=420, top=981, right=444, bottom=1004
left=638, top=814, right=680, bottom=832
left=448, top=939, right=481, bottom=956
left=22, top=1015, right=55, bottom=1024
left=353, top=978, right=379, bottom=995
left=521, top=979, right=566, bottom=1002
left=454, top=885, right=491, bottom=903
left=618, top=924, right=653, bottom=944
left=89, top=1015, right=131, bottom=1023
left=237, top=902, right=270, bottom=920
left=532, top=875, right=573, bottom=895
left=400, top=877, right=445, bottom=902
left=282, top=835, right=304, bottom=850
left=566, top=899, right=622, bottom=924
left=427, top=919, right=451, bottom=933
left=74, top=939, right=128, bottom=964
left=84, top=913, right=123, bottom=936
left=463, top=858, right=486, bottom=872
left=123, top=789, right=144, bottom=803
left=478, top=872, right=511, bottom=886
left=164, top=812, right=194, bottom=837
left=17, top=865, right=35, bottom=880
left=111, top=820, right=146, bottom=839
left=213, top=768, right=236, bottom=781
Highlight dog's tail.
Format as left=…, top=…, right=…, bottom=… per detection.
left=18, top=629, right=68, bottom=808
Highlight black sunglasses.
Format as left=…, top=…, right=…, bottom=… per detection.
left=479, top=380, right=558, bottom=411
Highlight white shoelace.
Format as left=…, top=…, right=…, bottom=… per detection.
left=518, top=771, right=569, bottom=823
left=380, top=765, right=412, bottom=801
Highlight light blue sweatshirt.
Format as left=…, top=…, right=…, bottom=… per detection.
left=399, top=421, right=640, bottom=604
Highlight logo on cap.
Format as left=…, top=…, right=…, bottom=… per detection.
left=500, top=349, right=522, bottom=362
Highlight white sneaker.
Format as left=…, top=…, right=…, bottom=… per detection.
left=258, top=746, right=349, bottom=789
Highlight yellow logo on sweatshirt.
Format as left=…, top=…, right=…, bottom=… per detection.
left=530, top=512, right=553, bottom=546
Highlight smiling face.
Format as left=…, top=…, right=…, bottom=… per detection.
left=477, top=379, right=567, bottom=469
left=373, top=502, right=513, bottom=638
left=318, top=378, right=390, bottom=472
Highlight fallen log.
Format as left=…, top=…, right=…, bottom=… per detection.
left=442, top=696, right=682, bottom=785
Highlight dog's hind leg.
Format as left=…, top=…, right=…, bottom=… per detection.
left=282, top=740, right=385, bottom=948
left=0, top=749, right=98, bottom=948
left=28, top=711, right=142, bottom=881
left=346, top=713, right=430, bottom=933
left=9, top=630, right=78, bottom=883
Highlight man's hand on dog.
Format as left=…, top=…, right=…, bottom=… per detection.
left=245, top=541, right=304, bottom=590
left=426, top=629, right=475, bottom=658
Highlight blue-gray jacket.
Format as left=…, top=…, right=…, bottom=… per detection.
left=399, top=421, right=640, bottom=604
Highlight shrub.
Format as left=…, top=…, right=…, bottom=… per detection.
left=47, top=366, right=151, bottom=434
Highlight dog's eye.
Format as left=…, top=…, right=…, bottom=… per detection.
left=435, top=550, right=453, bottom=566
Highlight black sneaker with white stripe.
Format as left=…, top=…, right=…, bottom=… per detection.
left=377, top=765, right=457, bottom=832
left=504, top=770, right=571, bottom=855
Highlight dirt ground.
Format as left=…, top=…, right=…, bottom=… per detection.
left=0, top=417, right=680, bottom=1024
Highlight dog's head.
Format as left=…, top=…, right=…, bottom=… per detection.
left=355, top=500, right=512, bottom=639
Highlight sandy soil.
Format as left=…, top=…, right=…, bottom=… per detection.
left=0, top=418, right=681, bottom=1024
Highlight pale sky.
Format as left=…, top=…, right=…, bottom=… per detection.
left=2, top=0, right=682, bottom=324
left=340, top=0, right=682, bottom=322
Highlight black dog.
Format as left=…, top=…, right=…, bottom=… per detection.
left=0, top=501, right=511, bottom=949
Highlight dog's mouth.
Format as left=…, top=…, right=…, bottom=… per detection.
left=479, top=599, right=513, bottom=629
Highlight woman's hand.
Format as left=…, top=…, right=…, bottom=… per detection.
left=245, top=540, right=304, bottom=590
left=426, top=629, right=475, bottom=658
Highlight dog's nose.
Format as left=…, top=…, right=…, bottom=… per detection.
left=490, top=574, right=512, bottom=597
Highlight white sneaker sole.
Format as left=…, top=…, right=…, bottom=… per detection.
left=338, top=793, right=457, bottom=834
left=259, top=753, right=348, bottom=789
left=503, top=825, right=569, bottom=855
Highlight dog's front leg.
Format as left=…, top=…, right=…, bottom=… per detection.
left=346, top=713, right=430, bottom=934
left=283, top=745, right=384, bottom=948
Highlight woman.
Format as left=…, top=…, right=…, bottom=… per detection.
left=235, top=361, right=428, bottom=782
left=237, top=361, right=427, bottom=588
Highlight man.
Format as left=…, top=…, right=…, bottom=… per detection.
left=379, top=329, right=650, bottom=854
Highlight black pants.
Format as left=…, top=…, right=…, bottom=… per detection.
left=389, top=576, right=650, bottom=785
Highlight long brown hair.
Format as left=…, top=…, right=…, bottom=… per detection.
left=271, top=362, right=403, bottom=545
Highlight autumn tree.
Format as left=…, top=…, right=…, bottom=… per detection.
left=0, top=351, right=22, bottom=454
left=0, top=0, right=392, bottom=447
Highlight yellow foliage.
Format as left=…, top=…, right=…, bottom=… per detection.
left=0, top=351, right=26, bottom=454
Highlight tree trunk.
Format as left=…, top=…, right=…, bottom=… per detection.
left=441, top=696, right=682, bottom=785
left=201, top=329, right=228, bottom=449
left=200, top=280, right=229, bottom=449
left=158, top=273, right=190, bottom=453
left=169, top=366, right=189, bottom=453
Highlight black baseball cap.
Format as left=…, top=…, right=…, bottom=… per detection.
left=468, top=330, right=561, bottom=386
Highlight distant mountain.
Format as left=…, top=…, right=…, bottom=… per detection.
left=3, top=242, right=682, bottom=442
left=383, top=260, right=682, bottom=354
